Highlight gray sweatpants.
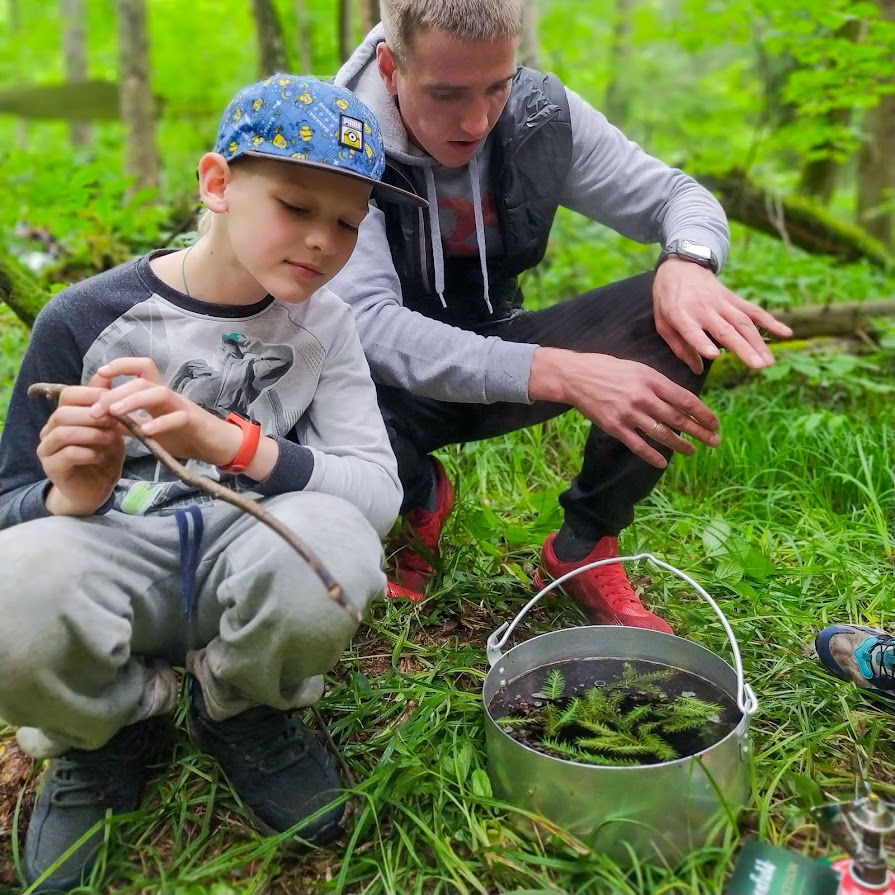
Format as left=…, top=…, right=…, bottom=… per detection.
left=0, top=492, right=385, bottom=757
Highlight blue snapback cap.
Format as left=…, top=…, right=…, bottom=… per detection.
left=215, top=74, right=425, bottom=208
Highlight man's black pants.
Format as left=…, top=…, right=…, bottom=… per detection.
left=376, top=272, right=711, bottom=542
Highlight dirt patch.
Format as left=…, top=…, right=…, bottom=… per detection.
left=0, top=733, right=36, bottom=888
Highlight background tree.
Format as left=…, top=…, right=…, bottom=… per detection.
left=61, top=0, right=91, bottom=147
left=252, top=0, right=290, bottom=76
left=117, top=0, right=160, bottom=194
left=339, top=0, right=354, bottom=63
left=603, top=0, right=636, bottom=127
left=362, top=0, right=380, bottom=33
left=295, top=0, right=313, bottom=70
left=856, top=0, right=895, bottom=249
left=795, top=18, right=862, bottom=205
left=519, top=0, right=541, bottom=70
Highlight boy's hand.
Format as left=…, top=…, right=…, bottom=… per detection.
left=88, top=358, right=243, bottom=468
left=38, top=377, right=126, bottom=516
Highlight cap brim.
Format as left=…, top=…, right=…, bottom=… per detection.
left=243, top=151, right=427, bottom=209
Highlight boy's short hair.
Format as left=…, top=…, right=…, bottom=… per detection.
left=215, top=74, right=424, bottom=208
left=380, top=0, right=523, bottom=67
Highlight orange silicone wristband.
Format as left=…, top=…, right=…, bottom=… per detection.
left=218, top=412, right=262, bottom=475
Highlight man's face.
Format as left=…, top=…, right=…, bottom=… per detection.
left=378, top=28, right=518, bottom=168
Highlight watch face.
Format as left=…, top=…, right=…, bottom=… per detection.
left=679, top=240, right=713, bottom=262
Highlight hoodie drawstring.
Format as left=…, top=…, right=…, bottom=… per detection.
left=469, top=154, right=493, bottom=316
left=424, top=157, right=494, bottom=316
left=423, top=167, right=447, bottom=308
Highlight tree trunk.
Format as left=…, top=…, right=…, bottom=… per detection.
left=603, top=0, right=635, bottom=126
left=338, top=0, right=354, bottom=63
left=797, top=106, right=853, bottom=206
left=61, top=0, right=91, bottom=146
left=10, top=0, right=27, bottom=147
left=117, top=0, right=160, bottom=194
left=252, top=0, right=290, bottom=76
left=857, top=95, right=895, bottom=250
left=294, top=0, right=313, bottom=71
left=519, top=0, right=541, bottom=70
left=361, top=0, right=379, bottom=32
left=0, top=251, right=50, bottom=328
left=796, top=18, right=862, bottom=205
left=856, top=0, right=895, bottom=249
left=698, top=170, right=893, bottom=268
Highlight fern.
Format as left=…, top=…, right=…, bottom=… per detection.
left=498, top=661, right=725, bottom=767
left=543, top=667, right=566, bottom=700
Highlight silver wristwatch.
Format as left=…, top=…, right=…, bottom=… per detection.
left=657, top=239, right=719, bottom=274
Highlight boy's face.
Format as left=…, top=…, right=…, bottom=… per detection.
left=222, top=159, right=371, bottom=304
left=378, top=28, right=518, bottom=168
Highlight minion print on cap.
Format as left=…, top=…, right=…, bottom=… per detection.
left=214, top=74, right=426, bottom=208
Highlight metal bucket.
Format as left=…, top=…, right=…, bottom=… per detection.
left=483, top=552, right=758, bottom=864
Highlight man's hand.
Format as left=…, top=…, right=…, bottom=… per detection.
left=529, top=347, right=721, bottom=469
left=38, top=377, right=126, bottom=516
left=653, top=257, right=793, bottom=374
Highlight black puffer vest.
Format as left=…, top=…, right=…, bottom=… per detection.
left=380, top=67, right=573, bottom=328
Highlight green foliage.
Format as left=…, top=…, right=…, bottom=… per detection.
left=497, top=664, right=724, bottom=767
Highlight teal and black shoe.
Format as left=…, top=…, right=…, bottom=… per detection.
left=815, top=624, right=895, bottom=700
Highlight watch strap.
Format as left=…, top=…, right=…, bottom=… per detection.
left=657, top=240, right=719, bottom=274
left=218, top=412, right=262, bottom=475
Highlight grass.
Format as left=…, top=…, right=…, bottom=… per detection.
left=1, top=244, right=895, bottom=893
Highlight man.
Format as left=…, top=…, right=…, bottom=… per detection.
left=330, top=0, right=792, bottom=631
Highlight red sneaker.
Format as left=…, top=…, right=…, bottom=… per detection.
left=386, top=458, right=455, bottom=602
left=534, top=534, right=674, bottom=634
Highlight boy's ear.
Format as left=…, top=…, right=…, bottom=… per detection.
left=377, top=42, right=400, bottom=95
left=197, top=153, right=232, bottom=213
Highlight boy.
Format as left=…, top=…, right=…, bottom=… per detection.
left=0, top=74, right=425, bottom=892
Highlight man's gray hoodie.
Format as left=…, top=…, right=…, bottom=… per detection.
left=330, top=25, right=730, bottom=407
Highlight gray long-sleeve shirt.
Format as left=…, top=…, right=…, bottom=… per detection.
left=0, top=251, right=402, bottom=537
left=329, top=24, right=731, bottom=406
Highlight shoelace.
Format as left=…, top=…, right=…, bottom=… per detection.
left=588, top=564, right=644, bottom=612
left=214, top=709, right=309, bottom=773
left=47, top=748, right=134, bottom=809
left=870, top=637, right=895, bottom=681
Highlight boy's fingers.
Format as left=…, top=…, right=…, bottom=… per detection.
left=98, top=357, right=164, bottom=384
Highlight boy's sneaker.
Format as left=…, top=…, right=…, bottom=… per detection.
left=534, top=534, right=674, bottom=634
left=815, top=624, right=895, bottom=698
left=186, top=679, right=344, bottom=843
left=386, top=457, right=454, bottom=602
left=24, top=721, right=156, bottom=893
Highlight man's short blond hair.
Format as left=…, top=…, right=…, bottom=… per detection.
left=380, top=0, right=523, bottom=66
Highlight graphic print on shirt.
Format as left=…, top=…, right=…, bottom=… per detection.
left=439, top=192, right=498, bottom=256
left=80, top=295, right=320, bottom=515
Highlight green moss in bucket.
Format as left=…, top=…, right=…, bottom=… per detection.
left=497, top=663, right=724, bottom=766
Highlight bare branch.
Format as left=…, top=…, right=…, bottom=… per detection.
left=27, top=382, right=360, bottom=623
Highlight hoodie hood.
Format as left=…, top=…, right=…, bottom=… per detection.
left=335, top=24, right=493, bottom=313
left=335, top=24, right=435, bottom=169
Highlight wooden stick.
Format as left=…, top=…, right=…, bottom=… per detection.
left=27, top=382, right=361, bottom=624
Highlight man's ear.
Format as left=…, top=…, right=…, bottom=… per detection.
left=197, top=152, right=232, bottom=213
left=377, top=42, right=400, bottom=96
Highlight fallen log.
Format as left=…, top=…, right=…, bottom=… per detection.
left=773, top=297, right=895, bottom=340
left=698, top=170, right=894, bottom=269
left=0, top=251, right=49, bottom=328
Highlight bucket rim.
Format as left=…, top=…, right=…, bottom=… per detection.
left=486, top=552, right=758, bottom=717
left=483, top=631, right=751, bottom=770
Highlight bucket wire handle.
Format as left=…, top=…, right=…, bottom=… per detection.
left=486, top=552, right=758, bottom=717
